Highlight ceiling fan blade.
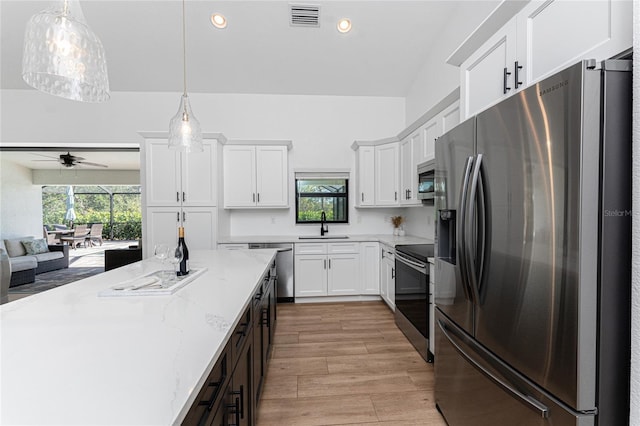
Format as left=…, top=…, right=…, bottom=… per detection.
left=32, top=159, right=60, bottom=162
left=77, top=160, right=108, bottom=168
left=31, top=153, right=59, bottom=160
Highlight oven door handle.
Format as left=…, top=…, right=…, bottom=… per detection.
left=395, top=252, right=427, bottom=274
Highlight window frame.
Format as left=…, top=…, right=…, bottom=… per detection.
left=295, top=178, right=349, bottom=224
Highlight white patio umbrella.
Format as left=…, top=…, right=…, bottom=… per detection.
left=65, top=185, right=76, bottom=227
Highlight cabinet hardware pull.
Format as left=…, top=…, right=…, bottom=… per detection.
left=182, top=211, right=186, bottom=222
left=182, top=191, right=185, bottom=202
left=408, top=189, right=411, bottom=199
left=257, top=193, right=260, bottom=203
left=395, top=191, right=397, bottom=201
left=514, top=61, right=523, bottom=89
left=176, top=212, right=180, bottom=222
left=361, top=192, right=364, bottom=202
left=231, top=385, right=244, bottom=419
left=227, top=397, right=240, bottom=426
left=503, top=67, right=512, bottom=94
left=176, top=192, right=179, bottom=202
left=392, top=267, right=395, bottom=279
left=329, top=259, right=331, bottom=269
left=324, top=259, right=327, bottom=269
left=253, top=193, right=256, bottom=203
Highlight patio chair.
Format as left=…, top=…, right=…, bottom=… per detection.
left=43, top=226, right=57, bottom=245
left=85, top=224, right=104, bottom=247
left=61, top=224, right=89, bottom=249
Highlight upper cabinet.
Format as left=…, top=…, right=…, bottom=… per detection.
left=144, top=138, right=220, bottom=207
left=355, top=146, right=375, bottom=206
left=457, top=0, right=632, bottom=119
left=352, top=92, right=460, bottom=209
left=223, top=141, right=291, bottom=209
left=375, top=143, right=400, bottom=206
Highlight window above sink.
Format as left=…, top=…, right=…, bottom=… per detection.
left=295, top=173, right=349, bottom=224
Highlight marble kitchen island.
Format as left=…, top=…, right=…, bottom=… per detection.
left=0, top=248, right=277, bottom=425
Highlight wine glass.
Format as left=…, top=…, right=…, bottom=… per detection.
left=153, top=243, right=169, bottom=278
left=167, top=245, right=183, bottom=282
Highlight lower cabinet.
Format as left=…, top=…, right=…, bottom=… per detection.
left=184, top=264, right=276, bottom=426
left=294, top=243, right=361, bottom=297
left=380, top=245, right=395, bottom=311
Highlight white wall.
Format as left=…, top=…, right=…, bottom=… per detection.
left=1, top=90, right=406, bottom=237
left=0, top=158, right=43, bottom=239
left=629, top=2, right=639, bottom=423
left=404, top=1, right=501, bottom=124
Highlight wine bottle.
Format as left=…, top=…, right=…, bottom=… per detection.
left=177, top=226, right=189, bottom=276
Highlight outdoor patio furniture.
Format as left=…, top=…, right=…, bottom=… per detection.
left=105, top=246, right=142, bottom=271
left=85, top=224, right=104, bottom=247
left=0, top=237, right=69, bottom=287
left=43, top=226, right=58, bottom=245
left=61, top=225, right=90, bottom=249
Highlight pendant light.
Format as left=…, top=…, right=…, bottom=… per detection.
left=168, top=0, right=203, bottom=152
left=22, top=0, right=110, bottom=103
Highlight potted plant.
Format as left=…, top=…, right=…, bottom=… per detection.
left=391, top=215, right=405, bottom=236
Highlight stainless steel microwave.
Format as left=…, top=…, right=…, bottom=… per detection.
left=417, top=160, right=435, bottom=200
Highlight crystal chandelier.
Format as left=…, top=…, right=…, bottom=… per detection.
left=22, top=0, right=110, bottom=103
left=168, top=0, right=203, bottom=152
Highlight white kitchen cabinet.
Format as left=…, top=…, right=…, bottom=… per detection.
left=181, top=207, right=218, bottom=250
left=223, top=144, right=289, bottom=208
left=145, top=139, right=217, bottom=207
left=516, top=0, right=631, bottom=86
left=400, top=132, right=422, bottom=206
left=294, top=243, right=361, bottom=297
left=440, top=100, right=461, bottom=136
left=355, top=146, right=375, bottom=206
left=460, top=0, right=631, bottom=119
left=146, top=207, right=181, bottom=252
left=380, top=245, right=395, bottom=311
left=146, top=207, right=218, bottom=253
left=461, top=20, right=517, bottom=119
left=375, top=143, right=400, bottom=206
left=360, top=242, right=380, bottom=295
left=294, top=254, right=327, bottom=297
left=327, top=254, right=360, bottom=296
left=420, top=119, right=440, bottom=163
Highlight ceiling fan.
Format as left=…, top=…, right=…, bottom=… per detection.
left=32, top=152, right=108, bottom=168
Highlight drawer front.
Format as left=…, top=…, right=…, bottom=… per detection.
left=218, top=243, right=249, bottom=250
left=328, top=242, right=359, bottom=254
left=295, top=243, right=327, bottom=255
left=182, top=341, right=231, bottom=426
left=231, top=306, right=252, bottom=367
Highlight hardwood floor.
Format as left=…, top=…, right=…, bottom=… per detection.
left=256, top=301, right=447, bottom=426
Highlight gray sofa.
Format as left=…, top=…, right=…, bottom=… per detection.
left=0, top=237, right=69, bottom=287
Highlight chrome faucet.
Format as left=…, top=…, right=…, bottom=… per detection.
left=320, top=211, right=328, bottom=236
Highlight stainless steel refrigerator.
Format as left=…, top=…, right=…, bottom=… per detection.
left=434, top=59, right=631, bottom=425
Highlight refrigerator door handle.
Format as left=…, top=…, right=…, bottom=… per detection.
left=457, top=156, right=474, bottom=302
left=437, top=318, right=550, bottom=419
left=466, top=154, right=484, bottom=303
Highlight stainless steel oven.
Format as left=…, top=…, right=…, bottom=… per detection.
left=395, top=244, right=434, bottom=362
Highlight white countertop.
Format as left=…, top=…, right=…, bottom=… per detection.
left=0, top=249, right=277, bottom=425
left=218, top=233, right=433, bottom=247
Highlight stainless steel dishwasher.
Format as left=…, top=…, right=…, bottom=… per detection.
left=248, top=243, right=294, bottom=303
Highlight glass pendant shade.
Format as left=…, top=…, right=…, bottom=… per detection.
left=169, top=94, right=203, bottom=152
left=22, top=0, right=110, bottom=103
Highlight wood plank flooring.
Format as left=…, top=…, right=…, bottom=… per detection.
left=256, top=301, right=447, bottom=426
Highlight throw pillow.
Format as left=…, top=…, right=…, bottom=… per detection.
left=22, top=238, right=49, bottom=255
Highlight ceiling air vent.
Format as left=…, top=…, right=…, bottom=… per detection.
left=290, top=4, right=320, bottom=28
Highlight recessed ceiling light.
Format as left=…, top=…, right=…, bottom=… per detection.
left=211, top=13, right=227, bottom=29
left=337, top=18, right=351, bottom=33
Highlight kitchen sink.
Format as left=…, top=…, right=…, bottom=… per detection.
left=298, top=235, right=349, bottom=240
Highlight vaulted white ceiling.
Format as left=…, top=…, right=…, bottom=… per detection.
left=1, top=1, right=499, bottom=97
